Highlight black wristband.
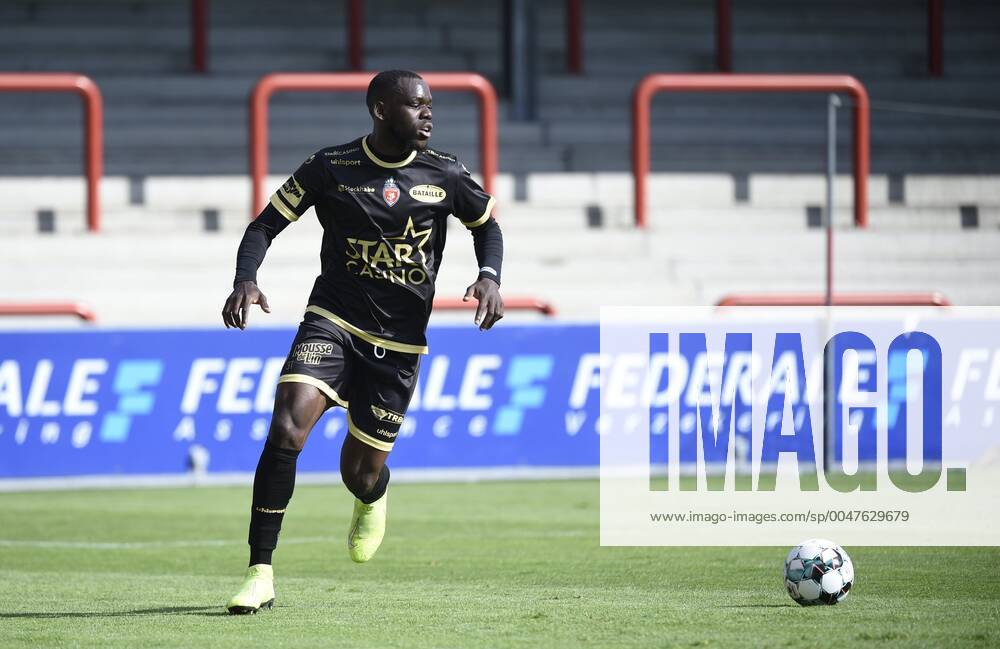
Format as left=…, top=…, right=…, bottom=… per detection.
left=477, top=270, right=500, bottom=286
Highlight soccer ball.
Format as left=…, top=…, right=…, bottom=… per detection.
left=784, top=538, right=854, bottom=606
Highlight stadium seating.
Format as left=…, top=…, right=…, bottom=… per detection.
left=1, top=0, right=998, bottom=324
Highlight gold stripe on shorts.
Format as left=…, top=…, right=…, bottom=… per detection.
left=347, top=412, right=395, bottom=452
left=277, top=374, right=349, bottom=408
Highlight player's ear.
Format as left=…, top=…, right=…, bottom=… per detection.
left=371, top=100, right=386, bottom=122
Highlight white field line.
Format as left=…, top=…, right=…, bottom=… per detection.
left=0, top=466, right=600, bottom=493
left=0, top=529, right=588, bottom=551
left=0, top=536, right=336, bottom=550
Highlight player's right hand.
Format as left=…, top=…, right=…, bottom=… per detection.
left=222, top=280, right=271, bottom=330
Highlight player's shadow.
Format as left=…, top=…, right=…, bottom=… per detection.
left=719, top=604, right=792, bottom=609
left=0, top=605, right=225, bottom=619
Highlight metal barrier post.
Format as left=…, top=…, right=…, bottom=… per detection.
left=348, top=0, right=364, bottom=70
left=826, top=94, right=841, bottom=307
left=928, top=0, right=943, bottom=77
left=0, top=302, right=97, bottom=323
left=433, top=297, right=556, bottom=317
left=716, top=0, right=732, bottom=72
left=191, top=0, right=208, bottom=73
left=249, top=72, right=498, bottom=218
left=716, top=293, right=952, bottom=307
left=632, top=74, right=869, bottom=229
left=566, top=0, right=583, bottom=74
left=0, top=73, right=103, bottom=232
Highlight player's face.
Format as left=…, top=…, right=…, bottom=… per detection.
left=386, top=79, right=433, bottom=151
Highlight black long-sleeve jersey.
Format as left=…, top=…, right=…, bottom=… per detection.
left=234, top=136, right=503, bottom=355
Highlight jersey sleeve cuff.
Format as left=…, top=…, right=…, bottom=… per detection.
left=461, top=196, right=496, bottom=229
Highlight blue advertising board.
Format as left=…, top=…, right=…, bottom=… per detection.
left=1, top=316, right=970, bottom=480
left=0, top=325, right=602, bottom=478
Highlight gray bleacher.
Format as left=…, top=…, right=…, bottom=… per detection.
left=1, top=0, right=999, bottom=176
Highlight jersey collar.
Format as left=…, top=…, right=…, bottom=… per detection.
left=362, top=136, right=417, bottom=169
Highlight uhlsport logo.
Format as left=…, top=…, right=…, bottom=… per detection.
left=382, top=177, right=400, bottom=207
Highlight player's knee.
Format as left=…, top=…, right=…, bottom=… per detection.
left=268, top=414, right=309, bottom=451
left=342, top=468, right=379, bottom=498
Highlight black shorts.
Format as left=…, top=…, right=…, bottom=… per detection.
left=277, top=312, right=421, bottom=451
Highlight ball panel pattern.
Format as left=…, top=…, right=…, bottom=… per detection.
left=784, top=539, right=854, bottom=606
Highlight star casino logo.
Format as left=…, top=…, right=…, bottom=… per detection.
left=345, top=217, right=433, bottom=286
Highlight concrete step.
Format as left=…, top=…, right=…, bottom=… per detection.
left=4, top=226, right=997, bottom=272
left=673, top=258, right=1000, bottom=283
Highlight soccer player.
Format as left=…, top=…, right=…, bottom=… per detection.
left=222, top=70, right=504, bottom=614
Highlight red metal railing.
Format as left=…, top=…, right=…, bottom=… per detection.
left=928, top=0, right=943, bottom=77
left=348, top=0, right=364, bottom=71
left=711, top=1, right=942, bottom=77
left=0, top=302, right=97, bottom=322
left=189, top=0, right=363, bottom=72
left=632, top=74, right=870, bottom=229
left=434, top=297, right=556, bottom=316
left=716, top=0, right=732, bottom=72
left=191, top=0, right=208, bottom=73
left=249, top=72, right=498, bottom=218
left=0, top=73, right=103, bottom=232
left=187, top=3, right=944, bottom=79
left=566, top=0, right=583, bottom=74
left=716, top=292, right=951, bottom=307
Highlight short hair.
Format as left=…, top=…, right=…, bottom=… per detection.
left=366, top=70, right=423, bottom=116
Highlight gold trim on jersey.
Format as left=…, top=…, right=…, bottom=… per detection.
left=305, top=305, right=429, bottom=354
left=461, top=196, right=496, bottom=229
left=270, top=193, right=299, bottom=222
left=277, top=374, right=349, bottom=408
left=348, top=412, right=395, bottom=451
left=362, top=136, right=417, bottom=168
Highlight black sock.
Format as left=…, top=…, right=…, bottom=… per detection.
left=359, top=465, right=390, bottom=504
left=248, top=440, right=300, bottom=566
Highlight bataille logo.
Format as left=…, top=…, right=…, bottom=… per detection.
left=409, top=184, right=447, bottom=203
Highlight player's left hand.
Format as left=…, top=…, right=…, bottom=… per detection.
left=463, top=279, right=504, bottom=331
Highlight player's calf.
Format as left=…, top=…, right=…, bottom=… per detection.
left=344, top=465, right=390, bottom=563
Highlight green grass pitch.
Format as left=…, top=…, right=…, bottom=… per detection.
left=1, top=480, right=997, bottom=649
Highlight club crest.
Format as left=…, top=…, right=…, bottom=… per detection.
left=383, top=177, right=400, bottom=207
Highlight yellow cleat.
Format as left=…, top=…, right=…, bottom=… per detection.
left=347, top=490, right=387, bottom=563
left=226, top=564, right=275, bottom=615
